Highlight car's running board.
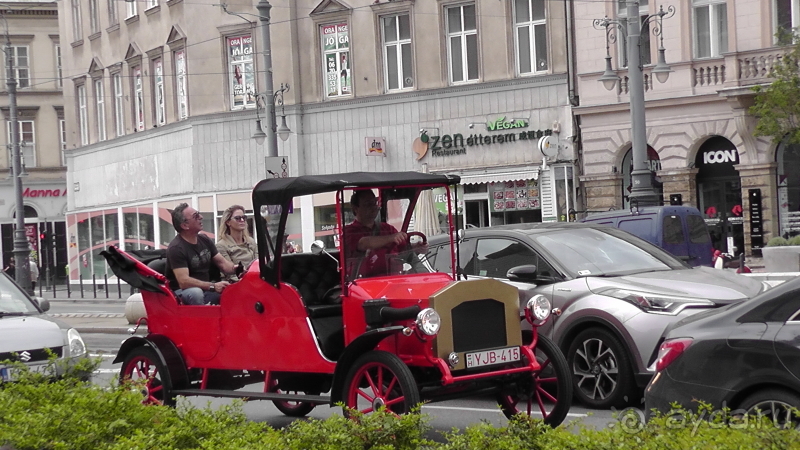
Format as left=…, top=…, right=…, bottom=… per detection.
left=170, top=389, right=330, bottom=404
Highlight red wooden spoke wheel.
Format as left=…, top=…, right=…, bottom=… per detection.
left=268, top=379, right=317, bottom=417
left=497, top=334, right=572, bottom=427
left=343, top=351, right=420, bottom=416
left=120, top=346, right=174, bottom=406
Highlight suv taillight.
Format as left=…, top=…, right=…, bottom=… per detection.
left=655, top=338, right=693, bottom=372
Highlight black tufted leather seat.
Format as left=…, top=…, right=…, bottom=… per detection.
left=280, top=253, right=341, bottom=318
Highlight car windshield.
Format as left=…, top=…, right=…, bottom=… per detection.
left=531, top=228, right=679, bottom=277
left=0, top=274, right=38, bottom=315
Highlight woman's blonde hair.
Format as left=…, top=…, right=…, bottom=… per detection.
left=217, top=205, right=251, bottom=241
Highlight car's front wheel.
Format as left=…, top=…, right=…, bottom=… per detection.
left=496, top=334, right=572, bottom=427
left=342, top=351, right=420, bottom=416
left=567, top=328, right=634, bottom=409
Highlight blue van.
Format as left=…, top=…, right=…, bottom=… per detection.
left=581, top=205, right=713, bottom=267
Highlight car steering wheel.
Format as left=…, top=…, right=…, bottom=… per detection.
left=406, top=231, right=427, bottom=246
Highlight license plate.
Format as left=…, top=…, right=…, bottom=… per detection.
left=0, top=363, right=52, bottom=382
left=465, top=346, right=520, bottom=368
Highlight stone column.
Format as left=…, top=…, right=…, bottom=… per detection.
left=736, top=162, right=777, bottom=257
left=581, top=174, right=623, bottom=214
left=658, top=168, right=700, bottom=208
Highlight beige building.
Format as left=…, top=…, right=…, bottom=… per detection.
left=575, top=0, right=787, bottom=257
left=0, top=1, right=67, bottom=283
left=57, top=0, right=576, bottom=282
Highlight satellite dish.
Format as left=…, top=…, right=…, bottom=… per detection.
left=538, top=136, right=558, bottom=159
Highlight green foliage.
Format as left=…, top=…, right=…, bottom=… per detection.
left=789, top=236, right=800, bottom=246
left=1, top=378, right=800, bottom=449
left=751, top=29, right=800, bottom=145
left=767, top=236, right=790, bottom=246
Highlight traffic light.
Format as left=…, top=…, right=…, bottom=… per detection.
left=39, top=231, right=49, bottom=248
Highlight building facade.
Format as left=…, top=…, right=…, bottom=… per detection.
left=57, top=0, right=577, bottom=283
left=574, top=0, right=786, bottom=258
left=0, top=2, right=67, bottom=285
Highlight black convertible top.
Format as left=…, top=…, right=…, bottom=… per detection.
left=252, top=171, right=460, bottom=206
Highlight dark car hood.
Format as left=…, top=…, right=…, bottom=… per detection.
left=586, top=267, right=762, bottom=305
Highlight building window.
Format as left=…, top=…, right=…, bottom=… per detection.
left=775, top=0, right=799, bottom=42
left=132, top=67, right=144, bottom=131
left=514, top=0, right=548, bottom=74
left=617, top=0, right=651, bottom=67
left=126, top=0, right=137, bottom=18
left=381, top=14, right=413, bottom=91
left=7, top=121, right=36, bottom=167
left=146, top=0, right=159, bottom=9
left=71, top=0, right=82, bottom=41
left=77, top=84, right=88, bottom=145
left=54, top=45, right=62, bottom=88
left=7, top=46, right=30, bottom=88
left=693, top=0, right=727, bottom=58
left=321, top=23, right=351, bottom=98
left=59, top=119, right=67, bottom=165
left=153, top=58, right=166, bottom=126
left=113, top=73, right=124, bottom=136
left=227, top=35, right=256, bottom=110
left=89, top=0, right=100, bottom=34
left=174, top=50, right=188, bottom=120
left=107, top=0, right=118, bottom=25
left=445, top=4, right=479, bottom=84
left=94, top=79, right=106, bottom=142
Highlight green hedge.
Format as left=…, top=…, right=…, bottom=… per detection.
left=1, top=369, right=799, bottom=449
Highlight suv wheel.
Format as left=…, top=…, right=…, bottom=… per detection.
left=567, top=328, right=634, bottom=409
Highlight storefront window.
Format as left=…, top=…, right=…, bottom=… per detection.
left=777, top=141, right=800, bottom=238
left=621, top=146, right=663, bottom=209
left=123, top=206, right=155, bottom=250
left=695, top=136, right=743, bottom=255
left=489, top=180, right=542, bottom=225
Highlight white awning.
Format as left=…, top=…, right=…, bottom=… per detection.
left=448, top=168, right=540, bottom=185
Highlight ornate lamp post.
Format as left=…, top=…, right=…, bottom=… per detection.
left=594, top=2, right=675, bottom=207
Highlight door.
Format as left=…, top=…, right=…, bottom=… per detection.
left=699, top=179, right=744, bottom=256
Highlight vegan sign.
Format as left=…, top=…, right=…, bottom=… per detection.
left=420, top=116, right=552, bottom=157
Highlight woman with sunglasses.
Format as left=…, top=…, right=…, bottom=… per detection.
left=217, top=205, right=256, bottom=280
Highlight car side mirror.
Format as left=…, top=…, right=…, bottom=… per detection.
left=506, top=265, right=538, bottom=283
left=35, top=297, right=50, bottom=312
left=310, top=240, right=326, bottom=254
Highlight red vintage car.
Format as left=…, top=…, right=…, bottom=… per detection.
left=103, top=172, right=572, bottom=426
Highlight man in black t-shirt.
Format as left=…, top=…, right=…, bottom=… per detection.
left=165, top=203, right=236, bottom=305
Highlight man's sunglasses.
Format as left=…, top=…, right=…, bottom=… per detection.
left=185, top=211, right=202, bottom=222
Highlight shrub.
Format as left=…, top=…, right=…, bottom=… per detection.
left=767, top=236, right=789, bottom=246
left=789, top=236, right=800, bottom=246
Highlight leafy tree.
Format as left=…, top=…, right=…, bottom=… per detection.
left=751, top=29, right=800, bottom=144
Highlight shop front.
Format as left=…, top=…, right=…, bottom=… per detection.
left=0, top=182, right=68, bottom=285
left=695, top=136, right=744, bottom=256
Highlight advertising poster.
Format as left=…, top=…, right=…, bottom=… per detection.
left=321, top=23, right=351, bottom=97
left=229, top=35, right=255, bottom=109
left=490, top=180, right=540, bottom=212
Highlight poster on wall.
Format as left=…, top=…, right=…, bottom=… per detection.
left=321, top=23, right=351, bottom=97
left=490, top=180, right=540, bottom=212
left=228, top=35, right=256, bottom=109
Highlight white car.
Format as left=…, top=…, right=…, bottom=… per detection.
left=0, top=272, right=87, bottom=381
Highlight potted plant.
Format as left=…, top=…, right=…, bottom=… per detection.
left=761, top=236, right=800, bottom=272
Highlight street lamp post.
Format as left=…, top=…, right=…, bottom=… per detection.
left=595, top=2, right=675, bottom=207
left=2, top=9, right=31, bottom=293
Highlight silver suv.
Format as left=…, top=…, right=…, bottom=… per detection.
left=427, top=223, right=764, bottom=409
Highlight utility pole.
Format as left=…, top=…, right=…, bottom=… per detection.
left=256, top=0, right=277, bottom=158
left=3, top=10, right=31, bottom=293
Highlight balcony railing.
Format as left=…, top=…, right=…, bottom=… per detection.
left=735, top=48, right=785, bottom=86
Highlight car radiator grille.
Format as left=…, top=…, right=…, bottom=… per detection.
left=0, top=347, right=64, bottom=364
left=451, top=299, right=507, bottom=353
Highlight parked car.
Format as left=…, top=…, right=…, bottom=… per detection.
left=582, top=205, right=713, bottom=267
left=0, top=272, right=88, bottom=381
left=103, top=172, right=573, bottom=426
left=427, top=223, right=765, bottom=409
left=645, top=276, right=800, bottom=426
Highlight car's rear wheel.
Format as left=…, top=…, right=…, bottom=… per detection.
left=567, top=328, right=634, bottom=409
left=342, top=351, right=420, bottom=416
left=120, top=346, right=174, bottom=406
left=740, top=389, right=800, bottom=429
left=497, top=334, right=572, bottom=427
left=268, top=379, right=317, bottom=417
